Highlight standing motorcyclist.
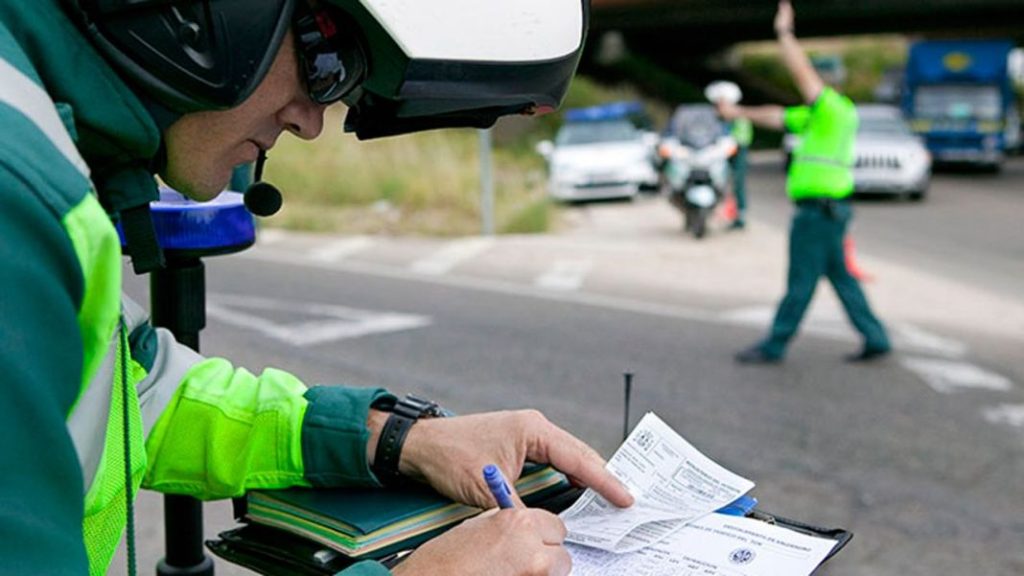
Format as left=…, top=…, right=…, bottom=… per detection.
left=717, top=0, right=891, bottom=363
left=0, top=1, right=632, bottom=575
left=706, top=81, right=753, bottom=230
left=728, top=114, right=753, bottom=229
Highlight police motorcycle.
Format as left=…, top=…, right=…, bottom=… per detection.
left=658, top=104, right=737, bottom=239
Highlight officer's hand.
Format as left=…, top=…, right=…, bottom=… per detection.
left=775, top=0, right=795, bottom=35
left=397, top=410, right=634, bottom=510
left=390, top=508, right=570, bottom=576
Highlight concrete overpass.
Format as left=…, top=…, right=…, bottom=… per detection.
left=590, top=0, right=1024, bottom=48
left=582, top=0, right=1024, bottom=103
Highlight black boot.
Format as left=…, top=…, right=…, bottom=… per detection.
left=844, top=345, right=891, bottom=363
left=735, top=344, right=782, bottom=365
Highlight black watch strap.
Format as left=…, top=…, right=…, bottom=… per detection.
left=371, top=395, right=446, bottom=485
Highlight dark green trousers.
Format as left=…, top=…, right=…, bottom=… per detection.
left=730, top=147, right=748, bottom=222
left=761, top=200, right=890, bottom=358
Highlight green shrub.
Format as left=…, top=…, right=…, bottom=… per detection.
left=500, top=198, right=552, bottom=234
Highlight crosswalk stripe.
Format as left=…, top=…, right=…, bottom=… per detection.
left=901, top=357, right=1013, bottom=394
left=207, top=293, right=431, bottom=346
left=308, top=236, right=374, bottom=262
left=410, top=237, right=494, bottom=275
left=982, top=404, right=1024, bottom=428
left=891, top=323, right=967, bottom=358
left=534, top=259, right=594, bottom=291
left=256, top=228, right=287, bottom=245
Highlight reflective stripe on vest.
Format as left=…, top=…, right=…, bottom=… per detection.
left=793, top=154, right=851, bottom=169
left=81, top=321, right=147, bottom=576
left=0, top=57, right=88, bottom=177
left=67, top=328, right=117, bottom=494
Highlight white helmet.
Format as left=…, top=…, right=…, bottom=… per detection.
left=64, top=0, right=590, bottom=139
left=704, top=81, right=743, bottom=106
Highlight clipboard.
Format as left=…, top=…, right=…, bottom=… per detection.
left=207, top=487, right=853, bottom=575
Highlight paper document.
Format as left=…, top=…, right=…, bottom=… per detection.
left=568, top=512, right=837, bottom=576
left=561, top=413, right=754, bottom=553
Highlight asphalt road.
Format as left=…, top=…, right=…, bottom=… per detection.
left=116, top=157, right=1024, bottom=576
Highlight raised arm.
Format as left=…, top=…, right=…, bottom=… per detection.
left=775, top=0, right=824, bottom=104
left=717, top=103, right=786, bottom=131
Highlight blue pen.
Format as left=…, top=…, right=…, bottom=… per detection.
left=483, top=464, right=516, bottom=509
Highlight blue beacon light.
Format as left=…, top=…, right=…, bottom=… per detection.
left=564, top=101, right=645, bottom=123
left=118, top=188, right=256, bottom=258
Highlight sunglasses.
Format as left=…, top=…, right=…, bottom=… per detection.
left=293, top=0, right=365, bottom=104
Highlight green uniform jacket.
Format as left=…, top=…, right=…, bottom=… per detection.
left=783, top=87, right=858, bottom=200
left=0, top=2, right=391, bottom=574
left=729, top=118, right=754, bottom=148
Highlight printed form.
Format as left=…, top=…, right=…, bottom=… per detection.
left=568, top=513, right=837, bottom=576
left=561, top=412, right=755, bottom=553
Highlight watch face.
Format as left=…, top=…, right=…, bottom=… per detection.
left=401, top=394, right=448, bottom=418
left=422, top=404, right=448, bottom=418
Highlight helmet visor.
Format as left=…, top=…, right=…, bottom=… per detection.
left=294, top=1, right=364, bottom=104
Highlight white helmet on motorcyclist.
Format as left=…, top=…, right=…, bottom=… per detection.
left=704, top=81, right=742, bottom=106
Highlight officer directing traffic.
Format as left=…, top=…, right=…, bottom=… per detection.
left=0, top=1, right=633, bottom=575
left=717, top=0, right=892, bottom=364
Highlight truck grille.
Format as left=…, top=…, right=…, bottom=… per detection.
left=855, top=154, right=902, bottom=169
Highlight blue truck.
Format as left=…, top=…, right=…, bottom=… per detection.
left=903, top=40, right=1020, bottom=168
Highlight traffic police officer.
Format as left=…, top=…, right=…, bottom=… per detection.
left=717, top=0, right=891, bottom=363
left=0, top=1, right=632, bottom=575
left=707, top=81, right=754, bottom=229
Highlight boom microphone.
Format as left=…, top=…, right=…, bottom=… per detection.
left=244, top=150, right=283, bottom=217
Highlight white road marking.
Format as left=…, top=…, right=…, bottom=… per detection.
left=901, top=357, right=1013, bottom=394
left=206, top=293, right=431, bottom=346
left=256, top=228, right=287, bottom=245
left=244, top=248, right=718, bottom=322
left=241, top=249, right=981, bottom=368
left=534, top=259, right=594, bottom=291
left=982, top=404, right=1024, bottom=428
left=890, top=323, right=967, bottom=358
left=717, top=306, right=776, bottom=325
left=308, top=236, right=374, bottom=262
left=410, top=237, right=494, bottom=275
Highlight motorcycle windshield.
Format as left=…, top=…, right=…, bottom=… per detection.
left=669, top=105, right=723, bottom=149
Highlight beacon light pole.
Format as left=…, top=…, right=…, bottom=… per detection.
left=141, top=189, right=257, bottom=576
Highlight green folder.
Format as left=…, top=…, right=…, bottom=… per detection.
left=245, top=464, right=571, bottom=560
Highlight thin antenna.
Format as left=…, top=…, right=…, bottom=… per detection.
left=623, top=372, right=633, bottom=442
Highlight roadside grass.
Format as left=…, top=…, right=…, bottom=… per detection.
left=264, top=108, right=545, bottom=236
left=261, top=76, right=658, bottom=236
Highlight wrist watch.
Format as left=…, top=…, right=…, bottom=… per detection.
left=371, top=395, right=447, bottom=485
